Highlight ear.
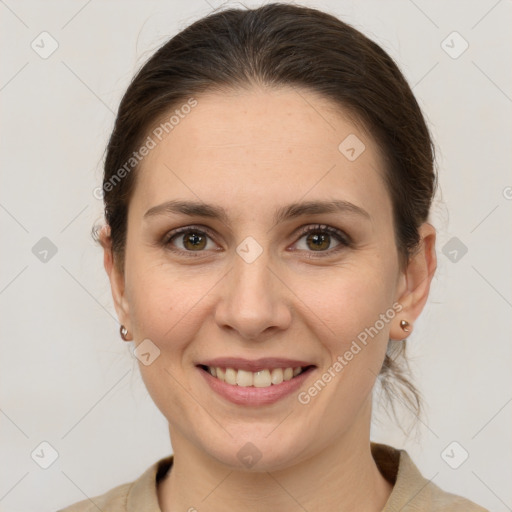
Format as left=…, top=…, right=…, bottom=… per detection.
left=99, top=225, right=132, bottom=340
left=390, top=222, right=437, bottom=341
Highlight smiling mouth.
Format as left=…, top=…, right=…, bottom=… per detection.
left=197, top=365, right=315, bottom=388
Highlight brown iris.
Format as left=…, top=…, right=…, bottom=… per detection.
left=306, top=232, right=331, bottom=251
left=182, top=231, right=207, bottom=251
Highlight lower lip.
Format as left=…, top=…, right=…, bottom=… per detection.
left=197, top=366, right=315, bottom=406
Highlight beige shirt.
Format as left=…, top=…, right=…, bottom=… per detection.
left=58, top=442, right=488, bottom=511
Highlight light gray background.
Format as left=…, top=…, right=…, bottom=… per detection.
left=1, top=1, right=511, bottom=511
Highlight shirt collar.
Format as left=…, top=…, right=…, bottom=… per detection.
left=126, top=442, right=433, bottom=511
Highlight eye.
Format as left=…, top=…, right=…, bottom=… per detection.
left=163, top=225, right=218, bottom=256
left=162, top=223, right=351, bottom=258
left=291, top=224, right=351, bottom=257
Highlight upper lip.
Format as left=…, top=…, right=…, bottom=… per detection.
left=198, top=357, right=316, bottom=372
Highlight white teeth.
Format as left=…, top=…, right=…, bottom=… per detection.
left=270, top=368, right=284, bottom=385
left=206, top=366, right=307, bottom=387
left=224, top=368, right=237, bottom=385
left=236, top=369, right=253, bottom=387
left=283, top=367, right=293, bottom=381
left=253, top=369, right=271, bottom=388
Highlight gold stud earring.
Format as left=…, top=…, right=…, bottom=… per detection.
left=400, top=320, right=410, bottom=333
left=120, top=325, right=130, bottom=341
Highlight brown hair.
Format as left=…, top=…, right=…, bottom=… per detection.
left=96, top=3, right=437, bottom=431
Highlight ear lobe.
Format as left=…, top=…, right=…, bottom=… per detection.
left=99, top=225, right=131, bottom=332
left=390, top=222, right=437, bottom=340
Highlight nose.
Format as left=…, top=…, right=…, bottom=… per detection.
left=214, top=246, right=292, bottom=341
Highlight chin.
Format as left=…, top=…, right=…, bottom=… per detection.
left=200, top=433, right=308, bottom=472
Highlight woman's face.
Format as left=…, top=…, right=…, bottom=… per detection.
left=107, top=86, right=423, bottom=469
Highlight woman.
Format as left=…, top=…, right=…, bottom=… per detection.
left=60, top=3, right=488, bottom=511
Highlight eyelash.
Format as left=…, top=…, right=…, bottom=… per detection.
left=162, top=224, right=352, bottom=259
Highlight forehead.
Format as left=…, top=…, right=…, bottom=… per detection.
left=133, top=86, right=391, bottom=223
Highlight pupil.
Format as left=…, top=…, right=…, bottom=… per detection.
left=186, top=233, right=205, bottom=249
left=309, top=233, right=329, bottom=250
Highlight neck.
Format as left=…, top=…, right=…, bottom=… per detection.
left=158, top=399, right=393, bottom=512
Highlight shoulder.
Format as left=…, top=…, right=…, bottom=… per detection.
left=428, top=487, right=489, bottom=511
left=417, top=476, right=489, bottom=511
left=371, top=442, right=489, bottom=512
left=57, top=455, right=173, bottom=512
left=57, top=482, right=133, bottom=512
left=56, top=481, right=131, bottom=512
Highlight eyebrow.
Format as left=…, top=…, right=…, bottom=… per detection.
left=143, top=199, right=371, bottom=226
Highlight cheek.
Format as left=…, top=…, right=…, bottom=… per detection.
left=125, top=267, right=208, bottom=414
left=297, top=256, right=397, bottom=399
left=128, top=276, right=202, bottom=344
left=298, top=259, right=397, bottom=342
left=125, top=246, right=208, bottom=334
left=298, top=273, right=396, bottom=419
left=127, top=241, right=398, bottom=347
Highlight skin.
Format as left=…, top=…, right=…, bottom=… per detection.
left=100, top=85, right=436, bottom=511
